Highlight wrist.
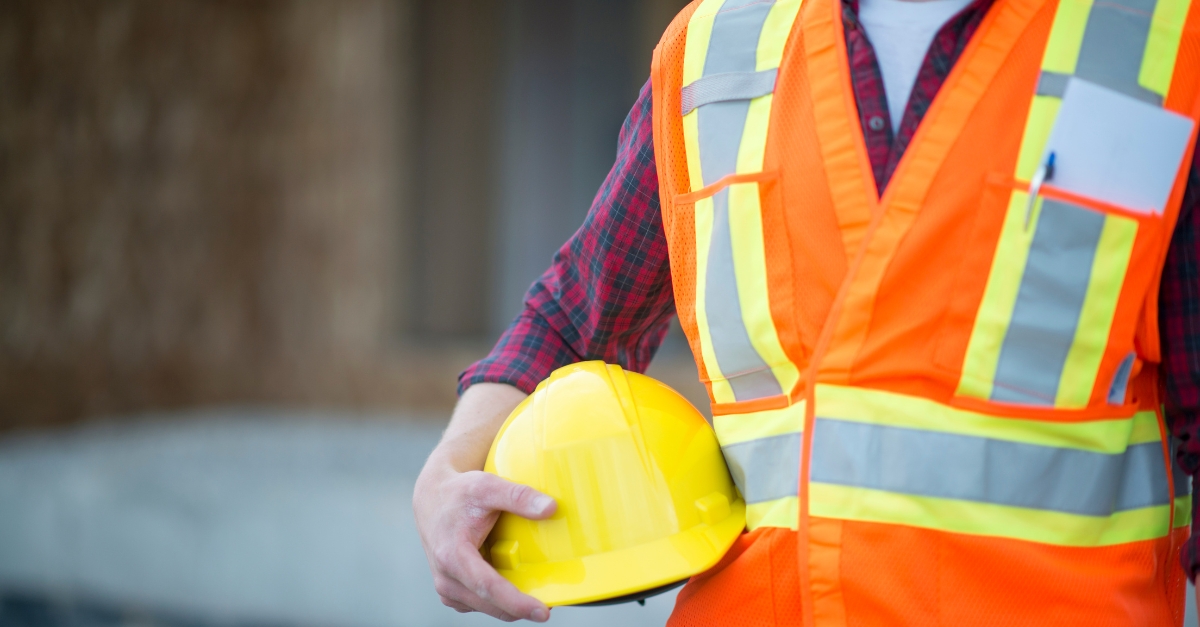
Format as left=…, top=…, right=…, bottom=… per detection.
left=429, top=431, right=490, bottom=475
left=414, top=447, right=462, bottom=502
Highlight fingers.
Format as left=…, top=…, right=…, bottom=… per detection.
left=417, top=470, right=555, bottom=622
left=466, top=472, right=557, bottom=520
left=435, top=576, right=521, bottom=621
left=451, top=543, right=550, bottom=622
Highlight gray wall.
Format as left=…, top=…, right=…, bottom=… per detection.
left=407, top=0, right=687, bottom=337
left=491, top=0, right=644, bottom=332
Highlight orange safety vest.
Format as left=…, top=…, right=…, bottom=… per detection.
left=651, top=0, right=1200, bottom=624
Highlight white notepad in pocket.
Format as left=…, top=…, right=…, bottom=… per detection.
left=1044, top=78, right=1195, bottom=215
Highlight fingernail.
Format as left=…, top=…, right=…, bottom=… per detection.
left=531, top=608, right=549, bottom=622
left=533, top=495, right=554, bottom=515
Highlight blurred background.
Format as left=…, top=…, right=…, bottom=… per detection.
left=5, top=3, right=1197, bottom=627
left=0, top=1, right=705, bottom=626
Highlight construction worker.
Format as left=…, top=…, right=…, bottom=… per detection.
left=415, top=0, right=1200, bottom=623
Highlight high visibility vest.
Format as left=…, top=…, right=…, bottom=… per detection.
left=651, top=0, right=1200, bottom=623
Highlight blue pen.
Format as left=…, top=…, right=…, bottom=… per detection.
left=1024, top=151, right=1056, bottom=230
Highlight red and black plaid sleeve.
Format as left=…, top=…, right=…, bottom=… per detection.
left=1159, top=153, right=1200, bottom=579
left=457, top=80, right=675, bottom=395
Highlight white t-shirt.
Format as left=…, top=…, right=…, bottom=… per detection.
left=856, top=0, right=976, bottom=132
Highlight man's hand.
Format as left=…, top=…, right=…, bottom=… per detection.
left=414, top=383, right=556, bottom=622
left=416, top=467, right=556, bottom=621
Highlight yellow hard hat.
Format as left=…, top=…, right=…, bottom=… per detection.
left=482, top=361, right=746, bottom=607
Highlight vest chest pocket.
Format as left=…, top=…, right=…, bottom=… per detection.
left=941, top=176, right=1168, bottom=412
left=937, top=75, right=1194, bottom=412
left=671, top=173, right=803, bottom=410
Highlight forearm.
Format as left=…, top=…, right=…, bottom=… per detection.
left=423, top=383, right=528, bottom=478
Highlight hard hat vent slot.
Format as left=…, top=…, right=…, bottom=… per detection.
left=695, top=493, right=731, bottom=526
left=491, top=539, right=521, bottom=570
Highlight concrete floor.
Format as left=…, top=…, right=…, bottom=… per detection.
left=0, top=410, right=1195, bottom=627
left=0, top=411, right=677, bottom=627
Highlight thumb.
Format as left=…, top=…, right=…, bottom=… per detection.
left=469, top=472, right=557, bottom=520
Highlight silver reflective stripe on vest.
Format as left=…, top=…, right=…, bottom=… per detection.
left=699, top=101, right=754, bottom=184
left=682, top=69, right=779, bottom=116
left=1036, top=70, right=1071, bottom=98
left=1107, top=352, right=1136, bottom=405
left=705, top=0, right=777, bottom=73
left=1074, top=0, right=1164, bottom=105
left=991, top=199, right=1106, bottom=405
left=810, top=419, right=1171, bottom=515
left=722, top=432, right=801, bottom=503
left=696, top=0, right=777, bottom=183
left=708, top=189, right=785, bottom=399
left=694, top=0, right=787, bottom=402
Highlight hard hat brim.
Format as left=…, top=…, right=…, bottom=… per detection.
left=572, top=578, right=687, bottom=606
left=495, top=498, right=746, bottom=607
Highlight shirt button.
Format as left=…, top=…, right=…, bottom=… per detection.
left=868, top=116, right=887, bottom=132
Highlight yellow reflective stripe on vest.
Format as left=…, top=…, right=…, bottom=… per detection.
left=1143, top=0, right=1193, bottom=96
left=714, top=401, right=806, bottom=445
left=747, top=497, right=800, bottom=529
left=811, top=486, right=1169, bottom=546
left=1040, top=0, right=1093, bottom=79
left=1057, top=218, right=1138, bottom=407
left=718, top=386, right=1173, bottom=543
left=956, top=0, right=1188, bottom=407
left=818, top=384, right=1162, bottom=451
left=1176, top=496, right=1193, bottom=527
left=682, top=0, right=803, bottom=404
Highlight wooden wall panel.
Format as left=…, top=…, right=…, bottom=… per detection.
left=0, top=1, right=408, bottom=427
